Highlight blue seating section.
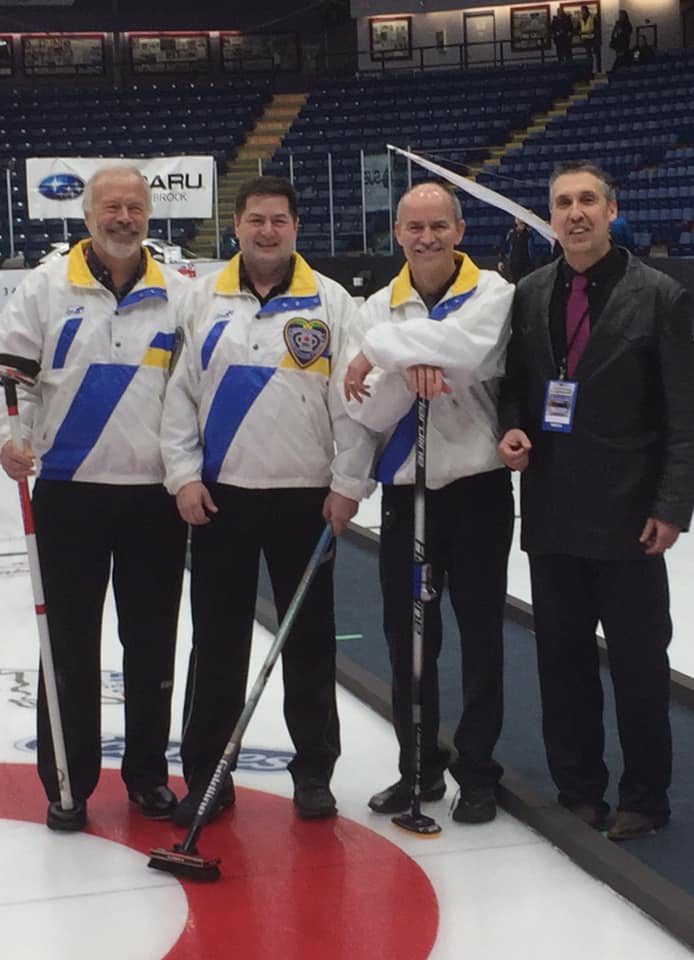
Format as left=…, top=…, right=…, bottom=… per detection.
left=478, top=49, right=694, bottom=256
left=1, top=53, right=693, bottom=263
left=264, top=63, right=590, bottom=256
left=0, top=78, right=271, bottom=265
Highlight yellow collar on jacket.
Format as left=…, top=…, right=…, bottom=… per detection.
left=390, top=251, right=480, bottom=310
left=214, top=252, right=318, bottom=299
left=67, top=239, right=166, bottom=290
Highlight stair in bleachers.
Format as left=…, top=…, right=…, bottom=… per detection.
left=262, top=62, right=590, bottom=257
left=475, top=49, right=694, bottom=257
left=190, top=92, right=307, bottom=259
left=476, top=72, right=607, bottom=175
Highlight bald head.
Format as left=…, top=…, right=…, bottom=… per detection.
left=394, top=181, right=465, bottom=295
left=396, top=182, right=462, bottom=223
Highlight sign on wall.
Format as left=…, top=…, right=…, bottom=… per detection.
left=510, top=5, right=551, bottom=51
left=221, top=32, right=299, bottom=72
left=22, top=34, right=104, bottom=75
left=129, top=33, right=209, bottom=74
left=25, top=156, right=215, bottom=220
left=369, top=16, right=412, bottom=61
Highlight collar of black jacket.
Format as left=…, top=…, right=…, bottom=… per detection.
left=560, top=245, right=627, bottom=289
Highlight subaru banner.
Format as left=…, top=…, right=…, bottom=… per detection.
left=26, top=156, right=215, bottom=220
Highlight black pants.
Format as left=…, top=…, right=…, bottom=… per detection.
left=556, top=41, right=573, bottom=63
left=181, top=485, right=339, bottom=790
left=380, top=469, right=513, bottom=789
left=583, top=38, right=602, bottom=71
left=529, top=552, right=672, bottom=817
left=32, top=480, right=186, bottom=802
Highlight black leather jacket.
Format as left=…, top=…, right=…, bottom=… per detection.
left=499, top=252, right=694, bottom=557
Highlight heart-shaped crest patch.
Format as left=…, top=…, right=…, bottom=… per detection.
left=283, top=318, right=331, bottom=369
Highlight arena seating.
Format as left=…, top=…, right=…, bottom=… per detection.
left=478, top=49, right=694, bottom=256
left=263, top=63, right=590, bottom=256
left=0, top=78, right=271, bottom=264
left=1, top=51, right=693, bottom=264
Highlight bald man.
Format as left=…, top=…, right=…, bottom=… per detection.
left=344, top=182, right=514, bottom=823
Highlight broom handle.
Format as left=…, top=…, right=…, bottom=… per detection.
left=4, top=379, right=74, bottom=811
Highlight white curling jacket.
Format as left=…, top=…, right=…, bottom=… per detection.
left=345, top=253, right=514, bottom=488
left=0, top=240, right=187, bottom=484
left=160, top=253, right=376, bottom=500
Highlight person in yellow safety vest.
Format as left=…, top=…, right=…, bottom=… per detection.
left=579, top=4, right=602, bottom=72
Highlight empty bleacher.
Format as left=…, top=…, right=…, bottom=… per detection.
left=0, top=78, right=271, bottom=264
left=264, top=62, right=590, bottom=256
left=1, top=50, right=693, bottom=264
left=479, top=49, right=694, bottom=256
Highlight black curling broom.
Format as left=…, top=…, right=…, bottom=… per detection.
left=148, top=522, right=335, bottom=881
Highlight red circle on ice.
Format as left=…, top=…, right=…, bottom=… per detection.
left=0, top=764, right=439, bottom=959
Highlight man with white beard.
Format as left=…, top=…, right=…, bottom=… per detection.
left=0, top=164, right=187, bottom=831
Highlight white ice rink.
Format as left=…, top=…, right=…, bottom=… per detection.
left=0, top=470, right=692, bottom=958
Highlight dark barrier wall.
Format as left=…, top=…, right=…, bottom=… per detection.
left=0, top=0, right=342, bottom=31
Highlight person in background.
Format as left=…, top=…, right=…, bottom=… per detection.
left=579, top=5, right=602, bottom=72
left=498, top=217, right=539, bottom=283
left=632, top=34, right=656, bottom=65
left=609, top=10, right=633, bottom=70
left=551, top=10, right=574, bottom=64
left=610, top=212, right=635, bottom=251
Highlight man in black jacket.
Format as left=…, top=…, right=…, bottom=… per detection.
left=551, top=10, right=574, bottom=63
left=498, top=160, right=694, bottom=840
left=498, top=217, right=537, bottom=283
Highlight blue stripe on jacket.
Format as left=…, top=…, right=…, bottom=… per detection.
left=202, top=365, right=275, bottom=483
left=41, top=364, right=137, bottom=480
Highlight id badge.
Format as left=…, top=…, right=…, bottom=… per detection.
left=542, top=379, right=578, bottom=433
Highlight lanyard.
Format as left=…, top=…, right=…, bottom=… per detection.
left=559, top=306, right=590, bottom=380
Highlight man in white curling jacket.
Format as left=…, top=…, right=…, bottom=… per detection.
left=0, top=164, right=188, bottom=831
left=344, top=181, right=514, bottom=824
left=161, top=175, right=375, bottom=826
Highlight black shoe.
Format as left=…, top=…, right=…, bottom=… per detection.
left=368, top=776, right=446, bottom=815
left=293, top=779, right=337, bottom=819
left=172, top=779, right=235, bottom=828
left=451, top=785, right=497, bottom=824
left=128, top=785, right=177, bottom=820
left=566, top=802, right=609, bottom=830
left=47, top=799, right=87, bottom=832
left=607, top=810, right=667, bottom=841
left=559, top=798, right=610, bottom=830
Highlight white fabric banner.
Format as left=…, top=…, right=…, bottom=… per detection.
left=387, top=144, right=557, bottom=243
left=26, top=156, right=215, bottom=220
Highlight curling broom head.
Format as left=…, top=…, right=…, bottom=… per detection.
left=392, top=811, right=442, bottom=836
left=148, top=845, right=221, bottom=882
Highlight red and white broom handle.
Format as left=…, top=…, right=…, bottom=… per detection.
left=4, top=379, right=74, bottom=811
